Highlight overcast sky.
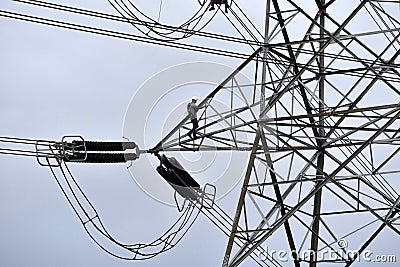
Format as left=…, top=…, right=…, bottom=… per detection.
left=0, top=1, right=250, bottom=266
left=0, top=1, right=399, bottom=267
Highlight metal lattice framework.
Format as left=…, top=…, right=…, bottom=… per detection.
left=1, top=0, right=400, bottom=266
left=151, top=1, right=400, bottom=266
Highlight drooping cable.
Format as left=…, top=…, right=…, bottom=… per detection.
left=46, top=159, right=203, bottom=260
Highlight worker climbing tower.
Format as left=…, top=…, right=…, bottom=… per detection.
left=147, top=1, right=400, bottom=266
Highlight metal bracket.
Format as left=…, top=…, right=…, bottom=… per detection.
left=200, top=183, right=216, bottom=209
left=35, top=140, right=62, bottom=167
left=61, top=135, right=87, bottom=162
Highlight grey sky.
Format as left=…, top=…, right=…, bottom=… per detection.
left=0, top=1, right=244, bottom=266
left=1, top=1, right=399, bottom=267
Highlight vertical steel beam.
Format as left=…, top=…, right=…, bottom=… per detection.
left=223, top=2, right=271, bottom=266
left=310, top=2, right=325, bottom=266
left=260, top=0, right=271, bottom=113
left=271, top=0, right=321, bottom=142
left=222, top=132, right=261, bottom=267
left=259, top=128, right=300, bottom=267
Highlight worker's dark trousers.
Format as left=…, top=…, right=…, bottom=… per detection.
left=188, top=118, right=198, bottom=138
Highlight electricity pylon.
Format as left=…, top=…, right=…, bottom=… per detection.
left=153, top=1, right=400, bottom=266
left=2, top=0, right=398, bottom=266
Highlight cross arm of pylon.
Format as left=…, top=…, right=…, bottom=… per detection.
left=151, top=47, right=263, bottom=153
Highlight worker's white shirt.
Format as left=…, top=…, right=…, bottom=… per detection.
left=188, top=102, right=199, bottom=120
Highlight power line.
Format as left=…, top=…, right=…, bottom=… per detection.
left=5, top=1, right=400, bottom=75
left=0, top=9, right=254, bottom=60
left=2, top=8, right=399, bottom=84
left=14, top=0, right=261, bottom=46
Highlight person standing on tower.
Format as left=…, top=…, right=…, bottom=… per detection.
left=187, top=96, right=207, bottom=139
left=209, top=0, right=229, bottom=13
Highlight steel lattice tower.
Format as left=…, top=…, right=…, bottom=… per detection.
left=1, top=1, right=399, bottom=266
left=151, top=1, right=400, bottom=266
